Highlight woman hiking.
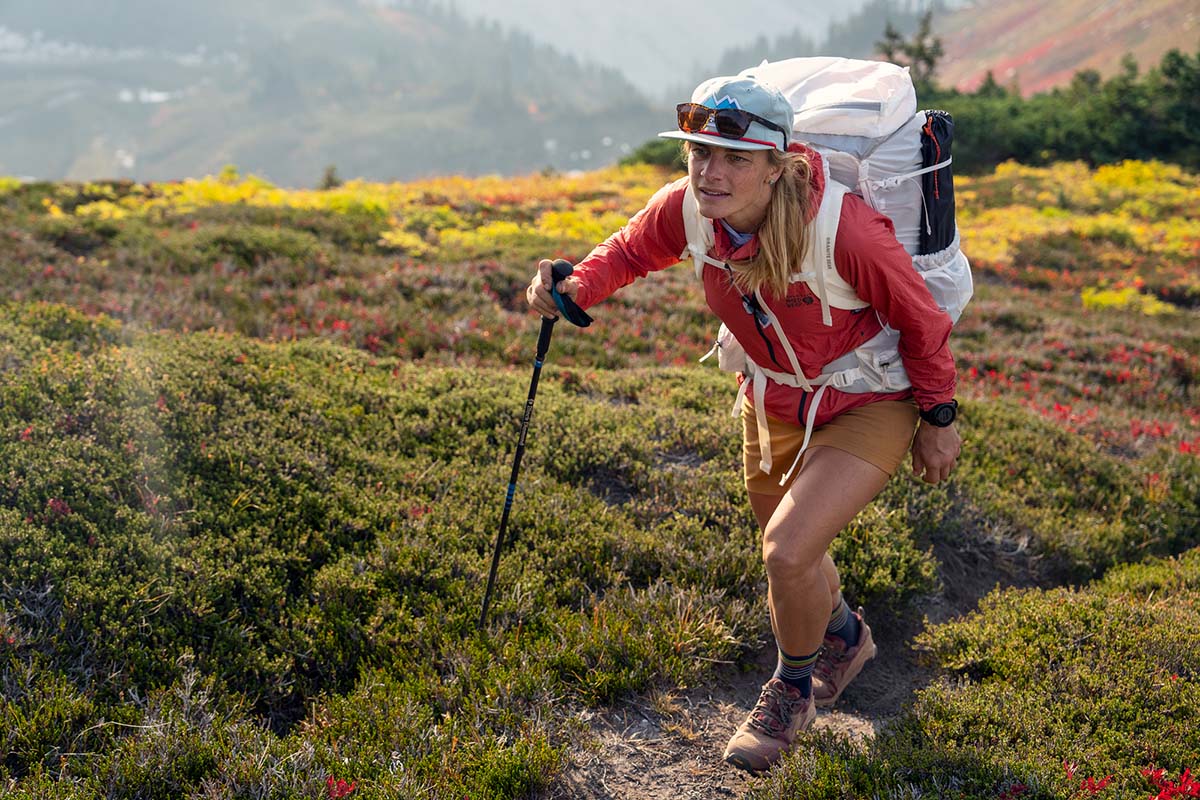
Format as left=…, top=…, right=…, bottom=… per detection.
left=524, top=73, right=961, bottom=772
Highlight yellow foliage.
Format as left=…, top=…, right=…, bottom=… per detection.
left=49, top=165, right=669, bottom=233
left=958, top=204, right=1068, bottom=266
left=41, top=197, right=65, bottom=218
left=377, top=228, right=434, bottom=257
left=961, top=159, right=1199, bottom=216
left=959, top=160, right=1199, bottom=271
left=536, top=209, right=627, bottom=242
left=80, top=182, right=120, bottom=201
left=1081, top=285, right=1175, bottom=315
left=1093, top=160, right=1191, bottom=191
left=439, top=221, right=532, bottom=254
left=74, top=200, right=129, bottom=220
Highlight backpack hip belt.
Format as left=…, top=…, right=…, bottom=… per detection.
left=703, top=324, right=908, bottom=487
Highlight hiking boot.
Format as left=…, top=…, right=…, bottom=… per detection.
left=723, top=678, right=816, bottom=772
left=812, top=607, right=877, bottom=708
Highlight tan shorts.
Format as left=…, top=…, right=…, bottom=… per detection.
left=743, top=399, right=919, bottom=496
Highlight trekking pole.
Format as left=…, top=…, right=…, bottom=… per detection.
left=479, top=260, right=591, bottom=632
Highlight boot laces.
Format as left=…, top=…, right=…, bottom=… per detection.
left=747, top=681, right=804, bottom=737
left=813, top=639, right=851, bottom=683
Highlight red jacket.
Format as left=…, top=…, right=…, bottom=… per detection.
left=573, top=147, right=957, bottom=428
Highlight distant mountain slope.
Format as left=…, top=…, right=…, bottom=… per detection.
left=935, top=0, right=1199, bottom=95
left=0, top=0, right=663, bottom=184
left=697, top=0, right=1193, bottom=100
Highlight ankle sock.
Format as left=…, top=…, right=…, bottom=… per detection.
left=826, top=596, right=861, bottom=648
left=773, top=646, right=819, bottom=697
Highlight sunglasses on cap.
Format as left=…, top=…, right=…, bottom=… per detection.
left=676, top=102, right=789, bottom=143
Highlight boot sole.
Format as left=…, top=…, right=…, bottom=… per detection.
left=724, top=752, right=764, bottom=773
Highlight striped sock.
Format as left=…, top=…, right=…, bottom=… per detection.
left=826, top=595, right=861, bottom=648
left=773, top=646, right=820, bottom=697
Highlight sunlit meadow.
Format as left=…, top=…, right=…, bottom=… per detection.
left=6, top=159, right=1198, bottom=459
left=0, top=158, right=1197, bottom=798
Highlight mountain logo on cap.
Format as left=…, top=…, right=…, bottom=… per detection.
left=708, top=95, right=743, bottom=110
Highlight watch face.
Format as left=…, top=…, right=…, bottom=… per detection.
left=923, top=402, right=957, bottom=426
left=933, top=405, right=956, bottom=425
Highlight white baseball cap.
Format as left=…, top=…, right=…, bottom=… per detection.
left=658, top=74, right=794, bottom=152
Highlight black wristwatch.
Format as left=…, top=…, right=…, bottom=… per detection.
left=919, top=399, right=958, bottom=427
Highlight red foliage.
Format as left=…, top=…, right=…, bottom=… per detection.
left=1144, top=766, right=1200, bottom=799
left=327, top=776, right=357, bottom=799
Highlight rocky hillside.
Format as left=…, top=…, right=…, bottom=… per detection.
left=935, top=0, right=1198, bottom=94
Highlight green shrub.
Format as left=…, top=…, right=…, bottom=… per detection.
left=619, top=138, right=685, bottom=170
left=188, top=204, right=390, bottom=252
left=4, top=307, right=1090, bottom=795
left=951, top=399, right=1200, bottom=579
left=754, top=549, right=1200, bottom=799
left=30, top=215, right=121, bottom=257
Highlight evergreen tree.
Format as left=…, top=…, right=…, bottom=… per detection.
left=875, top=10, right=944, bottom=96
left=319, top=165, right=343, bottom=190
left=827, top=0, right=931, bottom=57
left=973, top=71, right=1008, bottom=99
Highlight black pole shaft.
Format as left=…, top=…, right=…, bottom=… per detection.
left=479, top=316, right=556, bottom=631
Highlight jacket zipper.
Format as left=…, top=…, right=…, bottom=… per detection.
left=720, top=262, right=787, bottom=372
left=752, top=314, right=785, bottom=371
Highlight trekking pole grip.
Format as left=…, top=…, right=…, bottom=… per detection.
left=549, top=259, right=592, bottom=328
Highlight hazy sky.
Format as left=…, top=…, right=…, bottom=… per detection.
left=443, top=0, right=876, bottom=97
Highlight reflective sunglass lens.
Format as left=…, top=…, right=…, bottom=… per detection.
left=676, top=103, right=711, bottom=133
left=713, top=109, right=753, bottom=138
left=677, top=103, right=778, bottom=141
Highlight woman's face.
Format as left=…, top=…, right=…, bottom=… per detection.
left=687, top=143, right=782, bottom=233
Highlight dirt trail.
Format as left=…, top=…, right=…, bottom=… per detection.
left=537, top=523, right=1040, bottom=799
left=542, top=669, right=877, bottom=799
left=539, top=615, right=926, bottom=800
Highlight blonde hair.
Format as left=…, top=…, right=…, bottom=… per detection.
left=731, top=148, right=815, bottom=298
left=685, top=143, right=816, bottom=298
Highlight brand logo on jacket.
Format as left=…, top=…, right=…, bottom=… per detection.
left=785, top=294, right=816, bottom=307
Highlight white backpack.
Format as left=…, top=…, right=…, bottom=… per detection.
left=690, top=56, right=973, bottom=484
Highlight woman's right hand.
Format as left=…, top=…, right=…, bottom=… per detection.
left=525, top=258, right=581, bottom=319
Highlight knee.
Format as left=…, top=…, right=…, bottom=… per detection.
left=762, top=528, right=822, bottom=582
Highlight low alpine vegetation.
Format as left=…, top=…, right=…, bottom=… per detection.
left=753, top=549, right=1200, bottom=799
left=0, top=156, right=1195, bottom=797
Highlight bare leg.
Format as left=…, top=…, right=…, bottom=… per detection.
left=723, top=445, right=891, bottom=772
left=748, top=484, right=846, bottom=634
left=758, top=446, right=890, bottom=658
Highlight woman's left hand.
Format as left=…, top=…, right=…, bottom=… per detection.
left=911, top=422, right=962, bottom=484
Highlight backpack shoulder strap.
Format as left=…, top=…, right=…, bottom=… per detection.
left=796, top=170, right=869, bottom=325
left=681, top=183, right=725, bottom=277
